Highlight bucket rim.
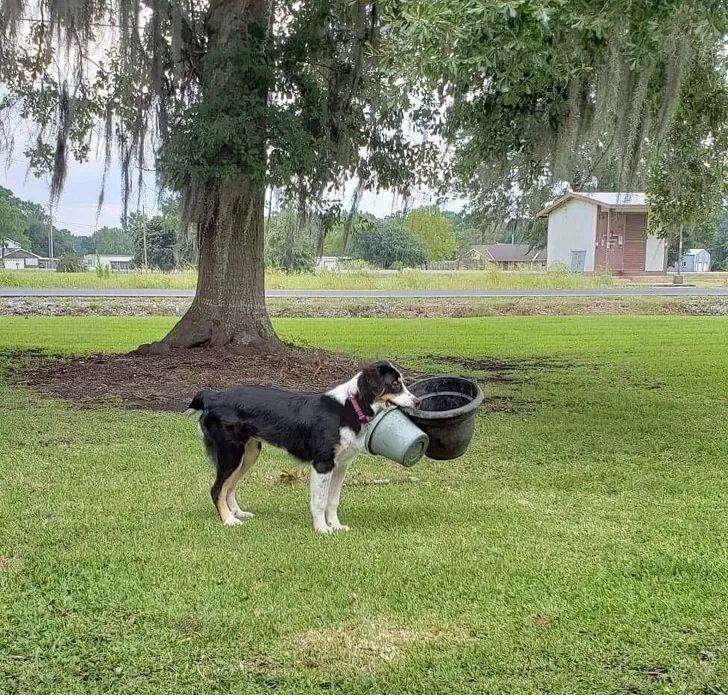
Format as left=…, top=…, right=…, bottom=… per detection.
left=402, top=375, right=484, bottom=421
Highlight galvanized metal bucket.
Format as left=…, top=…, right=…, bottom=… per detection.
left=364, top=408, right=429, bottom=467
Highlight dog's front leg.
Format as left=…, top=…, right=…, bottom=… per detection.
left=310, top=465, right=334, bottom=534
left=326, top=459, right=352, bottom=531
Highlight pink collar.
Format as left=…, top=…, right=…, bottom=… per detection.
left=348, top=395, right=371, bottom=424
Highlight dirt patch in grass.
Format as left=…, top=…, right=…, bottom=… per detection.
left=13, top=347, right=561, bottom=415
left=424, top=355, right=577, bottom=379
left=289, top=618, right=468, bottom=672
left=0, top=556, right=24, bottom=572
left=419, top=355, right=577, bottom=415
left=531, top=613, right=556, bottom=628
left=267, top=470, right=419, bottom=487
left=17, top=345, right=363, bottom=412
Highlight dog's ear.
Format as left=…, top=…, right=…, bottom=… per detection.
left=357, top=363, right=386, bottom=404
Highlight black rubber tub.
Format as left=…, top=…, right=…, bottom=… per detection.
left=403, top=376, right=483, bottom=460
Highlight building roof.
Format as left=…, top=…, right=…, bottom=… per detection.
left=4, top=247, right=41, bottom=259
left=469, top=243, right=546, bottom=263
left=685, top=248, right=709, bottom=256
left=537, top=191, right=648, bottom=217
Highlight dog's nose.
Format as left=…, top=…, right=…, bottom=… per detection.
left=412, top=396, right=421, bottom=408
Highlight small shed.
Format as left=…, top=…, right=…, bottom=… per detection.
left=681, top=249, right=711, bottom=273
left=537, top=191, right=667, bottom=275
left=465, top=243, right=546, bottom=270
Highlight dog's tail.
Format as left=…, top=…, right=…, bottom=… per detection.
left=185, top=390, right=212, bottom=415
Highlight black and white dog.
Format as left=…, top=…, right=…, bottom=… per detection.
left=187, top=362, right=418, bottom=533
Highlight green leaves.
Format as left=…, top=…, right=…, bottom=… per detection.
left=0, top=187, right=30, bottom=250
left=403, top=207, right=458, bottom=261
left=353, top=219, right=428, bottom=268
left=647, top=45, right=728, bottom=238
left=383, top=0, right=728, bottom=231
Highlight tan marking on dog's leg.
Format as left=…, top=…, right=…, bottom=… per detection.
left=216, top=481, right=240, bottom=526
left=226, top=439, right=261, bottom=521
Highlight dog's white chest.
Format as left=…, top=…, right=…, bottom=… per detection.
left=335, top=426, right=366, bottom=462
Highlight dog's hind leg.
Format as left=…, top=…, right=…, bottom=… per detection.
left=226, top=438, right=261, bottom=521
left=210, top=441, right=246, bottom=527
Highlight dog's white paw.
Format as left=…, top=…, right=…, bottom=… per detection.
left=329, top=522, right=350, bottom=532
left=233, top=510, right=254, bottom=520
left=223, top=517, right=245, bottom=527
left=314, top=524, right=334, bottom=534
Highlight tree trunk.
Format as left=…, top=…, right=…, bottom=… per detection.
left=141, top=0, right=279, bottom=353
left=156, top=178, right=278, bottom=352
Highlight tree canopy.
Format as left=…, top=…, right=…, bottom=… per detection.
left=403, top=207, right=457, bottom=261
left=353, top=219, right=427, bottom=268
left=92, top=227, right=134, bottom=255
left=0, top=0, right=430, bottom=218
left=382, top=1, right=728, bottom=229
left=0, top=187, right=31, bottom=250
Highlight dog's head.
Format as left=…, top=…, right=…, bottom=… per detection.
left=357, top=361, right=419, bottom=409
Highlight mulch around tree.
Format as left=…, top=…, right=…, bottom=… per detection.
left=13, top=347, right=555, bottom=415
left=20, top=345, right=366, bottom=412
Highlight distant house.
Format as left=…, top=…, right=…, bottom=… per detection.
left=84, top=254, right=134, bottom=272
left=1, top=239, right=56, bottom=269
left=464, top=243, right=546, bottom=270
left=1, top=248, right=58, bottom=269
left=1, top=247, right=41, bottom=270
left=669, top=249, right=711, bottom=273
left=537, top=191, right=667, bottom=275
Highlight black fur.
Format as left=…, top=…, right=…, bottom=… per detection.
left=196, top=386, right=363, bottom=474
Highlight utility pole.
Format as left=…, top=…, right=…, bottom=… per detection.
left=48, top=203, right=54, bottom=269
left=142, top=206, right=148, bottom=268
left=673, top=223, right=685, bottom=285
left=677, top=223, right=684, bottom=276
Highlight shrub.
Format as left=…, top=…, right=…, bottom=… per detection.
left=56, top=253, right=85, bottom=273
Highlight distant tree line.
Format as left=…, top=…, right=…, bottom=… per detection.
left=5, top=181, right=728, bottom=273
left=0, top=187, right=191, bottom=271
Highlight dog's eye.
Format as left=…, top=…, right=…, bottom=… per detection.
left=392, top=381, right=402, bottom=392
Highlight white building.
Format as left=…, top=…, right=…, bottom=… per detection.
left=84, top=254, right=134, bottom=272
left=538, top=192, right=667, bottom=274
left=680, top=249, right=711, bottom=273
left=1, top=239, right=56, bottom=269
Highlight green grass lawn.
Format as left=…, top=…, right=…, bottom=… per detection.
left=2, top=316, right=728, bottom=693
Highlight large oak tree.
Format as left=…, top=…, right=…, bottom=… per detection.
left=0, top=0, right=430, bottom=351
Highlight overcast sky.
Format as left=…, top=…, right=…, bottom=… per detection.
left=2, top=150, right=452, bottom=237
